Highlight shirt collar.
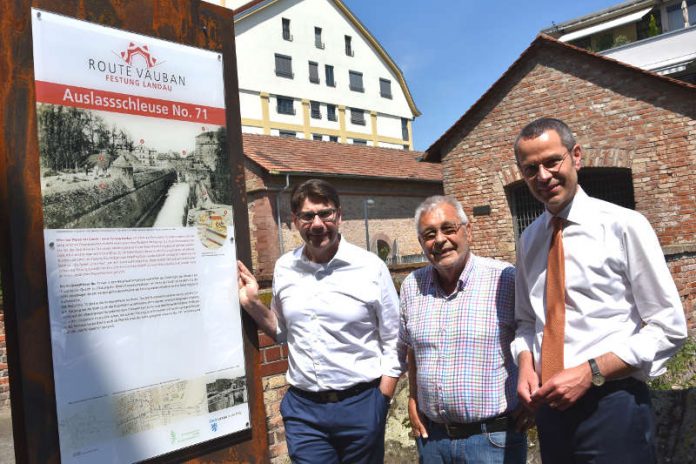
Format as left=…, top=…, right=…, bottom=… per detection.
left=542, top=186, right=590, bottom=230
left=293, top=235, right=351, bottom=270
left=429, top=252, right=477, bottom=297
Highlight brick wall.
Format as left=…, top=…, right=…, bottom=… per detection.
left=436, top=40, right=696, bottom=327
left=245, top=170, right=442, bottom=281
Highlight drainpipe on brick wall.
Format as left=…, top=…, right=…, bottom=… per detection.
left=276, top=174, right=291, bottom=256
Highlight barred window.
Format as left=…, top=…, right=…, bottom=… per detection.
left=507, top=167, right=635, bottom=240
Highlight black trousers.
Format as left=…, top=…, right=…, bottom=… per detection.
left=536, top=378, right=656, bottom=464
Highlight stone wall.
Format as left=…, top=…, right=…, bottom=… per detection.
left=42, top=169, right=176, bottom=229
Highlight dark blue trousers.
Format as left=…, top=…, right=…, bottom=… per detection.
left=536, top=378, right=656, bottom=463
left=280, top=385, right=390, bottom=464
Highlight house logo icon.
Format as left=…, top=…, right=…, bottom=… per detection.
left=120, top=42, right=158, bottom=68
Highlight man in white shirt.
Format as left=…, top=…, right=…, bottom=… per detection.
left=511, top=118, right=687, bottom=462
left=237, top=178, right=401, bottom=463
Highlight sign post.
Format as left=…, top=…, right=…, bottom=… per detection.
left=0, top=1, right=268, bottom=462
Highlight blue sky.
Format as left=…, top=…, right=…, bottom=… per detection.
left=345, top=0, right=622, bottom=151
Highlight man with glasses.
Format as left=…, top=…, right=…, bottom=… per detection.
left=512, top=118, right=687, bottom=462
left=398, top=195, right=530, bottom=463
left=237, top=178, right=401, bottom=463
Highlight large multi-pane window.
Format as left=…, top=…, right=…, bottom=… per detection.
left=349, top=71, right=364, bottom=92
left=309, top=61, right=320, bottom=84
left=275, top=54, right=293, bottom=78
left=276, top=96, right=295, bottom=115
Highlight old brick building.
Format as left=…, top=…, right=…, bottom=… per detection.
left=424, top=34, right=696, bottom=327
left=242, top=133, right=443, bottom=280
left=241, top=133, right=442, bottom=461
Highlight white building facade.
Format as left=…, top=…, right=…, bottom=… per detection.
left=543, top=0, right=696, bottom=82
left=205, top=0, right=420, bottom=149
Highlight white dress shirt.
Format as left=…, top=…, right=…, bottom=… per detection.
left=512, top=188, right=687, bottom=380
left=271, top=236, right=402, bottom=391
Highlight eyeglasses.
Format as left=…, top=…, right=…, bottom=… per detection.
left=296, top=208, right=338, bottom=224
left=419, top=222, right=464, bottom=242
left=518, top=151, right=569, bottom=179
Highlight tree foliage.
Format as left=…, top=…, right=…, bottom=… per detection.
left=37, top=104, right=134, bottom=172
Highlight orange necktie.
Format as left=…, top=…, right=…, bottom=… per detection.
left=541, top=216, right=565, bottom=384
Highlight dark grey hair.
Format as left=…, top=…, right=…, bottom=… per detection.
left=414, top=195, right=468, bottom=231
left=513, top=118, right=576, bottom=162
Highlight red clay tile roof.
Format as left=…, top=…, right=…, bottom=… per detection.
left=242, top=133, right=442, bottom=182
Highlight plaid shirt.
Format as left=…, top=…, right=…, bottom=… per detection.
left=398, top=253, right=518, bottom=423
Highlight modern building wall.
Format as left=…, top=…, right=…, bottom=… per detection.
left=543, top=0, right=696, bottom=81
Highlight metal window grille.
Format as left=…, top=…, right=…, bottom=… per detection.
left=310, top=101, right=321, bottom=119
left=507, top=167, right=635, bottom=240
left=349, top=71, right=363, bottom=92
left=350, top=108, right=365, bottom=125
left=325, top=65, right=335, bottom=87
left=380, top=78, right=392, bottom=99
left=578, top=168, right=635, bottom=209
left=309, top=61, right=319, bottom=83
left=314, top=27, right=324, bottom=49
left=276, top=96, right=295, bottom=115
left=274, top=54, right=293, bottom=78
left=327, top=104, right=337, bottom=121
left=282, top=18, right=292, bottom=41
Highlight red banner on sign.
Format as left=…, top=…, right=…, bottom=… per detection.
left=35, top=81, right=226, bottom=125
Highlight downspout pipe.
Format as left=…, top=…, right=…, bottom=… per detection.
left=276, top=174, right=291, bottom=256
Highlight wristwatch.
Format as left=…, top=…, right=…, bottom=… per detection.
left=588, top=358, right=605, bottom=387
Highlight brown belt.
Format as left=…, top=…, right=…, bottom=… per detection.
left=290, top=378, right=381, bottom=403
left=433, top=415, right=512, bottom=439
